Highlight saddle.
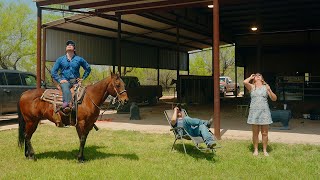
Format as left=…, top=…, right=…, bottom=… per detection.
left=41, top=85, right=86, bottom=111
left=40, top=86, right=86, bottom=126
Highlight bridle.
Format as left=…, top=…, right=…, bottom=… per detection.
left=86, top=79, right=127, bottom=120
left=114, top=87, right=127, bottom=98
left=112, top=85, right=127, bottom=109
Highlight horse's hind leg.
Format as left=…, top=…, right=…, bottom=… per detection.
left=24, top=120, right=40, bottom=160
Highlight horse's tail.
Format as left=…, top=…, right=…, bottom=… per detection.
left=18, top=100, right=25, bottom=148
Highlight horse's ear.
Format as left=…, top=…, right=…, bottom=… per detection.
left=115, top=71, right=120, bottom=79
left=110, top=71, right=115, bottom=78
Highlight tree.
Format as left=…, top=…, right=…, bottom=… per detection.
left=189, top=46, right=236, bottom=77
left=0, top=1, right=36, bottom=70
left=189, top=49, right=212, bottom=76
left=122, top=67, right=134, bottom=76
left=220, top=46, right=235, bottom=76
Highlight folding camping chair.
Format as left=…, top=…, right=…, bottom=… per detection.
left=164, top=109, right=217, bottom=154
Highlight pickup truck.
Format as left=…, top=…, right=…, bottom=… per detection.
left=121, top=76, right=162, bottom=105
left=220, top=76, right=240, bottom=97
left=0, top=70, right=37, bottom=115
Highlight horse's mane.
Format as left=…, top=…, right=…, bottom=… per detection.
left=86, top=76, right=111, bottom=89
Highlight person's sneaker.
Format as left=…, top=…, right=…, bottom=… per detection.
left=62, top=102, right=69, bottom=108
left=207, top=117, right=213, bottom=128
left=207, top=142, right=217, bottom=149
left=63, top=107, right=71, bottom=113
left=61, top=102, right=71, bottom=113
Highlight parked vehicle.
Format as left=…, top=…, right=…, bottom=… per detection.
left=220, top=76, right=240, bottom=97
left=0, top=70, right=37, bottom=115
left=121, top=76, right=162, bottom=105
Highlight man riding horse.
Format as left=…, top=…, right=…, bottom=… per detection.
left=51, top=40, right=91, bottom=113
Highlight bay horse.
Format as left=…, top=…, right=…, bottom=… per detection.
left=18, top=72, right=128, bottom=162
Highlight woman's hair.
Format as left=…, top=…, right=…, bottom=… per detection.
left=252, top=73, right=266, bottom=85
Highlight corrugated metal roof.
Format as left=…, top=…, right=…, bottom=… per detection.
left=43, top=12, right=212, bottom=52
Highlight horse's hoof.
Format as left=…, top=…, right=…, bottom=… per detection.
left=77, top=156, right=85, bottom=163
left=27, top=156, right=37, bottom=161
left=56, top=121, right=64, bottom=127
left=78, top=158, right=85, bottom=163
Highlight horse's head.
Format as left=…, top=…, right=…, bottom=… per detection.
left=109, top=72, right=129, bottom=105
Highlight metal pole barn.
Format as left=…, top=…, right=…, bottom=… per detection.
left=42, top=28, right=46, bottom=82
left=117, top=14, right=122, bottom=75
left=36, top=5, right=42, bottom=89
left=213, top=0, right=221, bottom=139
left=176, top=17, right=180, bottom=103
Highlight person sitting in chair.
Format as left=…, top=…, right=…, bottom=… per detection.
left=51, top=40, right=91, bottom=113
left=171, top=104, right=216, bottom=148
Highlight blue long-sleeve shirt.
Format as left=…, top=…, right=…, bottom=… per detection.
left=51, top=55, right=91, bottom=83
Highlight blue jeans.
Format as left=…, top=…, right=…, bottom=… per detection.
left=60, top=80, right=76, bottom=103
left=178, top=116, right=215, bottom=146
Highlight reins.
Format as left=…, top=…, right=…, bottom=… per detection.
left=86, top=79, right=126, bottom=121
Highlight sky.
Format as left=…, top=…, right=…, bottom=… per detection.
left=23, top=0, right=36, bottom=10
left=3, top=0, right=36, bottom=10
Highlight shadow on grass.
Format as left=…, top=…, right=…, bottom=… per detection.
left=248, top=143, right=273, bottom=153
left=36, top=145, right=139, bottom=161
left=173, top=144, right=217, bottom=162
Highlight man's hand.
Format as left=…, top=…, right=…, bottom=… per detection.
left=77, top=78, right=83, bottom=85
left=60, top=80, right=68, bottom=84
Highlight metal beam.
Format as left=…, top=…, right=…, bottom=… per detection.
left=170, top=11, right=209, bottom=31
left=213, top=0, right=221, bottom=140
left=97, top=14, right=212, bottom=46
left=96, top=0, right=212, bottom=13
left=67, top=19, right=200, bottom=50
left=69, top=0, right=146, bottom=10
left=41, top=28, right=46, bottom=82
left=140, top=13, right=211, bottom=38
left=176, top=17, right=180, bottom=102
left=115, top=2, right=211, bottom=15
left=37, top=0, right=80, bottom=7
left=41, top=6, right=116, bottom=18
left=157, top=48, right=160, bottom=86
left=117, top=15, right=122, bottom=75
left=36, top=6, right=42, bottom=89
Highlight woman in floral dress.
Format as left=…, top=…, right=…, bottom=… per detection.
left=244, top=73, right=277, bottom=156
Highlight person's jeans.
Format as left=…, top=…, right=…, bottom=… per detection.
left=180, top=116, right=215, bottom=145
left=60, top=79, right=76, bottom=104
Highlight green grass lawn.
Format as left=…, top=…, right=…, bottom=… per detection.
left=0, top=125, right=319, bottom=179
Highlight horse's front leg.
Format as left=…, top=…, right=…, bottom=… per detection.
left=76, top=122, right=90, bottom=163
left=77, top=134, right=88, bottom=162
